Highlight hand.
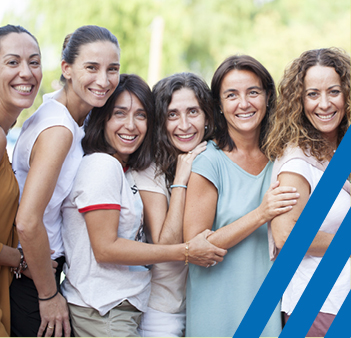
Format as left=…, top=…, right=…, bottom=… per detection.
left=187, top=229, right=227, bottom=267
left=173, top=141, right=207, bottom=186
left=257, top=181, right=300, bottom=223
left=37, top=292, right=71, bottom=337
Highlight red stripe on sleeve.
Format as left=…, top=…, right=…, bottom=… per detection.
left=78, top=204, right=121, bottom=213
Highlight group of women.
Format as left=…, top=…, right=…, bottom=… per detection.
left=0, top=23, right=349, bottom=338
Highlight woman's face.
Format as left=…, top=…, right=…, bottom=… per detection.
left=0, top=32, right=42, bottom=114
left=219, top=69, right=268, bottom=139
left=165, top=87, right=207, bottom=153
left=303, top=65, right=345, bottom=145
left=104, top=91, right=147, bottom=165
left=62, top=40, right=120, bottom=111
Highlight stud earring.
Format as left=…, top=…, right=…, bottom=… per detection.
left=205, top=125, right=208, bottom=130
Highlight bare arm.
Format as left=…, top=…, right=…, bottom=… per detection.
left=184, top=172, right=299, bottom=250
left=271, top=171, right=334, bottom=256
left=85, top=207, right=226, bottom=267
left=16, top=126, right=72, bottom=337
left=142, top=141, right=207, bottom=245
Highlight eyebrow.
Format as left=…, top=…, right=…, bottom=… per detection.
left=222, top=86, right=262, bottom=94
left=3, top=53, right=40, bottom=58
left=84, top=61, right=120, bottom=66
left=114, top=105, right=145, bottom=111
left=305, top=84, right=342, bottom=91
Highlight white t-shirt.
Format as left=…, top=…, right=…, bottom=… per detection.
left=277, top=158, right=350, bottom=315
left=61, top=153, right=151, bottom=316
left=12, top=93, right=85, bottom=259
left=132, top=163, right=188, bottom=314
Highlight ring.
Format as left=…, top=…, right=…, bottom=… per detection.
left=48, top=325, right=54, bottom=329
left=211, top=261, right=217, bottom=267
left=206, top=264, right=210, bottom=268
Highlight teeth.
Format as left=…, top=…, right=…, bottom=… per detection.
left=119, top=134, right=136, bottom=140
left=90, top=89, right=107, bottom=96
left=13, top=85, right=32, bottom=93
left=317, top=112, right=335, bottom=120
left=237, top=112, right=255, bottom=118
left=177, top=134, right=195, bottom=139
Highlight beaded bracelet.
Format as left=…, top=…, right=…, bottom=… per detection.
left=185, top=242, right=189, bottom=265
left=170, top=184, right=187, bottom=189
left=38, top=288, right=59, bottom=302
left=11, top=248, right=28, bottom=279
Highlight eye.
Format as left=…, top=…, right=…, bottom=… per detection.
left=226, top=93, right=236, bottom=99
left=87, top=65, right=97, bottom=71
left=30, top=60, right=41, bottom=67
left=307, top=91, right=318, bottom=98
left=108, top=66, right=120, bottom=72
left=7, top=60, right=19, bottom=66
left=167, top=111, right=178, bottom=119
left=248, top=90, right=259, bottom=97
left=136, top=112, right=147, bottom=120
left=189, top=109, right=198, bottom=115
left=113, top=109, right=125, bottom=117
left=330, top=89, right=341, bottom=96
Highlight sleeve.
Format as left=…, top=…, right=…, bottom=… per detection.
left=132, top=163, right=167, bottom=197
left=191, top=143, right=220, bottom=190
left=279, top=158, right=315, bottom=191
left=73, top=154, right=123, bottom=213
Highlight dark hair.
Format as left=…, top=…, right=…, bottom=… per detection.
left=60, top=25, right=120, bottom=83
left=265, top=47, right=350, bottom=162
left=82, top=74, right=154, bottom=171
left=211, top=54, right=276, bottom=151
left=0, top=24, right=40, bottom=51
left=153, top=72, right=215, bottom=187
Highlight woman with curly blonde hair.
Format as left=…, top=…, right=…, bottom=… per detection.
left=265, top=47, right=350, bottom=337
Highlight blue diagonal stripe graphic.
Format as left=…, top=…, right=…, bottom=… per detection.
left=325, top=291, right=351, bottom=338
left=280, top=209, right=351, bottom=337
left=233, top=127, right=351, bottom=338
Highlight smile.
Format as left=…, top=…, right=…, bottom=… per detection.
left=315, top=112, right=336, bottom=120
left=118, top=134, right=137, bottom=141
left=176, top=133, right=196, bottom=140
left=12, top=85, right=33, bottom=94
left=236, top=112, right=256, bottom=118
left=89, top=89, right=109, bottom=97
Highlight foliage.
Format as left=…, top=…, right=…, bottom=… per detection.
left=1, top=0, right=350, bottom=126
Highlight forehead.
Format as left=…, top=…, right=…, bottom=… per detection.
left=75, top=40, right=120, bottom=62
left=169, top=87, right=199, bottom=107
left=221, top=69, right=262, bottom=91
left=0, top=32, right=39, bottom=56
left=114, top=91, right=144, bottom=109
left=304, top=66, right=341, bottom=87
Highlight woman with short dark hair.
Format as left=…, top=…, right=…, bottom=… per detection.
left=183, top=55, right=298, bottom=337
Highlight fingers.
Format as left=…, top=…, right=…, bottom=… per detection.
left=187, top=141, right=207, bottom=156
left=63, top=317, right=71, bottom=337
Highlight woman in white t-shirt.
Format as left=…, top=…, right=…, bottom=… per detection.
left=265, top=47, right=350, bottom=337
left=61, top=74, right=227, bottom=337
left=131, top=72, right=215, bottom=337
left=10, top=25, right=121, bottom=337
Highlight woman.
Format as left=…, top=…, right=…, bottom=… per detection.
left=132, top=72, right=215, bottom=337
left=183, top=55, right=300, bottom=337
left=10, top=25, right=121, bottom=337
left=0, top=24, right=42, bottom=337
left=61, top=74, right=226, bottom=337
left=265, top=47, right=350, bottom=337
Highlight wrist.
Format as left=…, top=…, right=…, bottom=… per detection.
left=11, top=248, right=28, bottom=279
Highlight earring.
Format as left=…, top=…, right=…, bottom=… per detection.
left=205, top=125, right=208, bottom=130
left=220, top=111, right=223, bottom=114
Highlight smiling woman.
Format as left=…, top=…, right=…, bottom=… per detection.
left=0, top=24, right=42, bottom=337
left=9, top=25, right=121, bottom=337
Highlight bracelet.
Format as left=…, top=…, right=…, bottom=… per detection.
left=11, top=248, right=28, bottom=279
left=170, top=184, right=187, bottom=189
left=38, top=288, right=59, bottom=301
left=185, top=242, right=189, bottom=265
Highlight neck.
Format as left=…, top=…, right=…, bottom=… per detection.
left=0, top=108, right=20, bottom=135
left=227, top=128, right=261, bottom=153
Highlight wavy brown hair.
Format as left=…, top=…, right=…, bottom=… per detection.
left=153, top=72, right=215, bottom=188
left=264, top=48, right=350, bottom=162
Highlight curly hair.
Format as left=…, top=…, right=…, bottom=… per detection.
left=264, top=48, right=350, bottom=162
left=211, top=54, right=276, bottom=151
left=152, top=72, right=215, bottom=188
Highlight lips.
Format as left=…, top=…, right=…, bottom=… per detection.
left=236, top=112, right=256, bottom=118
left=12, top=85, right=34, bottom=94
left=315, top=112, right=336, bottom=120
left=118, top=134, right=137, bottom=142
left=89, top=88, right=109, bottom=97
left=175, top=133, right=196, bottom=140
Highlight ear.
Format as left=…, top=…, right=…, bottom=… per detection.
left=61, top=60, right=72, bottom=81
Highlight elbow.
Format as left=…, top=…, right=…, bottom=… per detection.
left=273, top=233, right=289, bottom=250
left=15, top=212, right=41, bottom=242
left=92, top=246, right=112, bottom=264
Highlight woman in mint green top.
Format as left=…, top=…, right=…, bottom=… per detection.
left=183, top=55, right=300, bottom=337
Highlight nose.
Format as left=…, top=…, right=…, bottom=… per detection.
left=178, top=114, right=191, bottom=131
left=19, top=62, right=32, bottom=79
left=96, top=71, right=109, bottom=88
left=125, top=114, right=136, bottom=131
left=238, top=95, right=250, bottom=110
left=319, top=93, right=331, bottom=110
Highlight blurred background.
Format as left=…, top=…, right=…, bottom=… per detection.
left=1, top=0, right=350, bottom=130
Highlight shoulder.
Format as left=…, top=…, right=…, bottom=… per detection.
left=0, top=127, right=6, bottom=161
left=80, top=153, right=123, bottom=174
